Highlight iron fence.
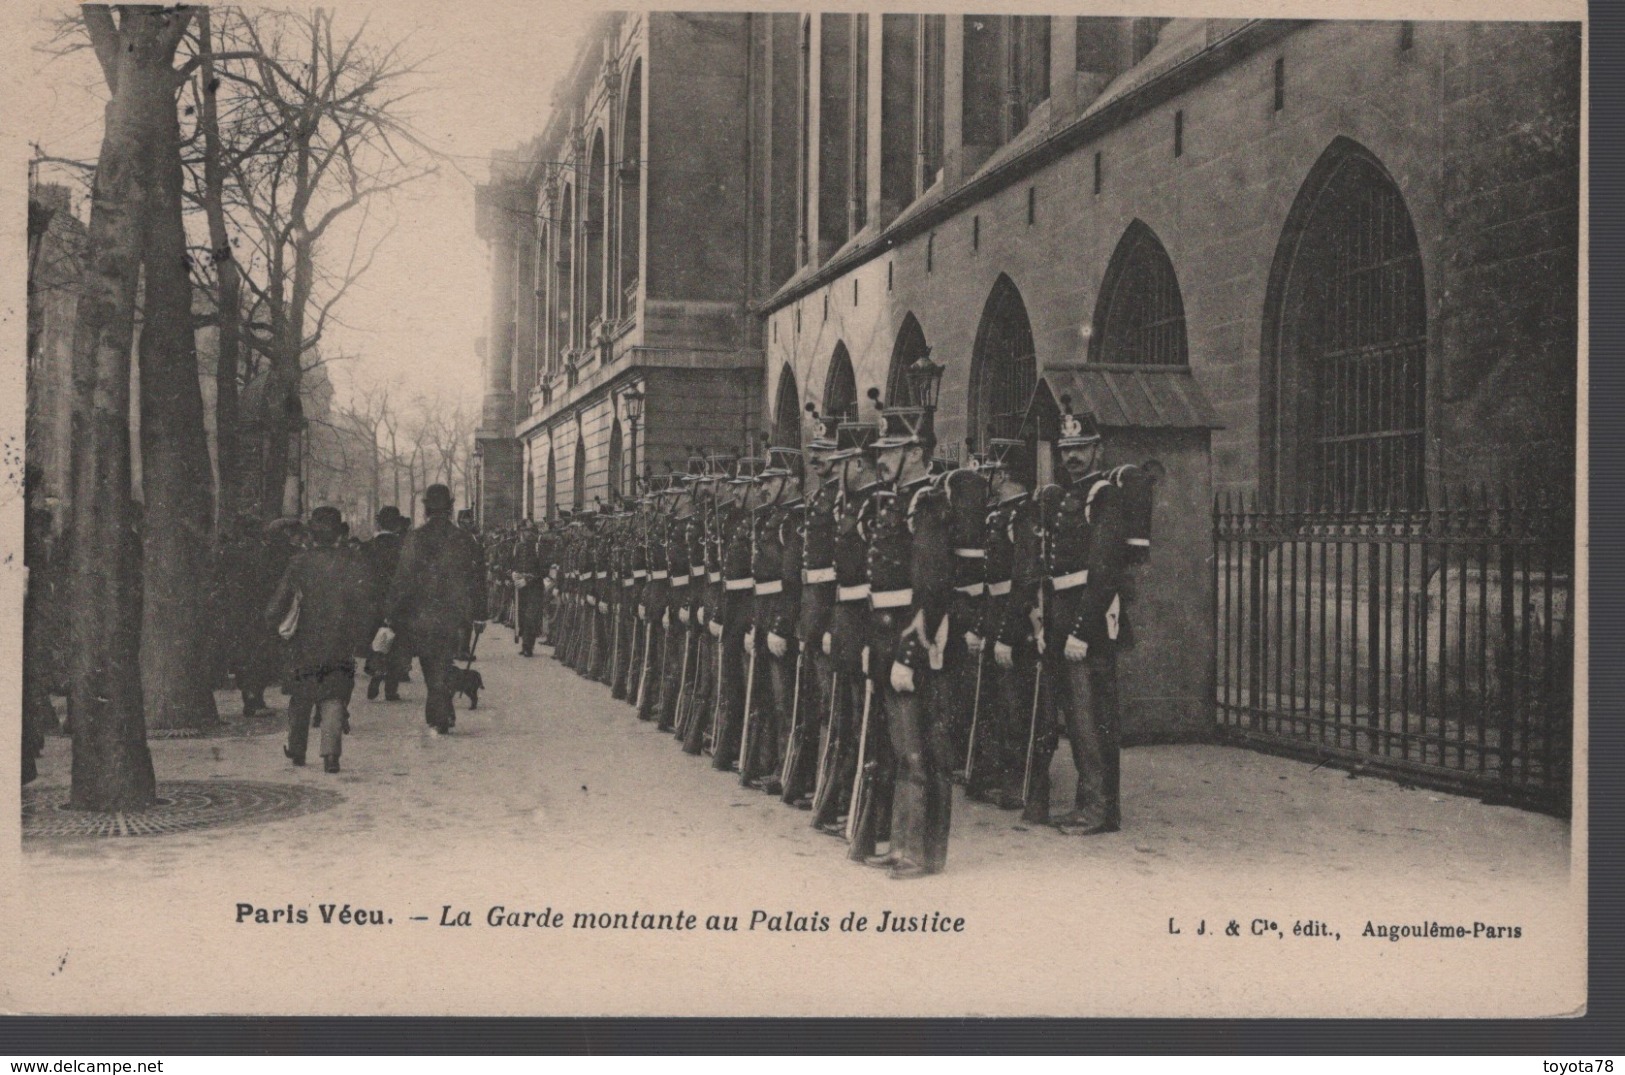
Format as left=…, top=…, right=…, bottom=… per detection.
left=1213, top=489, right=1574, bottom=815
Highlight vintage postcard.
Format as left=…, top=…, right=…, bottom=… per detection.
left=2, top=0, right=1586, bottom=1018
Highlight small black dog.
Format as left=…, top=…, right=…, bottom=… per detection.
left=446, top=664, right=484, bottom=709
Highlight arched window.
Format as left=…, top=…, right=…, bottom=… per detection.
left=969, top=274, right=1037, bottom=449
left=572, top=435, right=587, bottom=512
left=773, top=365, right=803, bottom=448
left=823, top=342, right=857, bottom=420
left=585, top=131, right=607, bottom=332
left=608, top=418, right=624, bottom=500
left=558, top=186, right=574, bottom=352
left=1262, top=139, right=1426, bottom=510
left=618, top=60, right=642, bottom=316
left=886, top=313, right=930, bottom=407
left=545, top=441, right=557, bottom=521
left=1091, top=220, right=1188, bottom=366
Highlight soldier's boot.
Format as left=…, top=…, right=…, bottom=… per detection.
left=1021, top=767, right=1052, bottom=826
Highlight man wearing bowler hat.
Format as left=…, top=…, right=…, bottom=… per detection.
left=384, top=484, right=487, bottom=735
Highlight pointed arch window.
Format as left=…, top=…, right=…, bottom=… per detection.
left=608, top=419, right=624, bottom=500
left=1263, top=139, right=1426, bottom=510
left=823, top=342, right=857, bottom=420
left=572, top=436, right=587, bottom=512
left=773, top=365, right=803, bottom=449
left=970, top=275, right=1037, bottom=449
left=585, top=131, right=607, bottom=332
left=617, top=60, right=642, bottom=315
left=1091, top=221, right=1189, bottom=366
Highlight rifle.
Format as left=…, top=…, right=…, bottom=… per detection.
left=777, top=647, right=805, bottom=799
left=809, top=669, right=841, bottom=823
left=962, top=639, right=989, bottom=783
left=1022, top=499, right=1050, bottom=805
left=844, top=671, right=875, bottom=843
left=634, top=595, right=657, bottom=712
left=609, top=587, right=623, bottom=693
left=703, top=622, right=726, bottom=756
left=737, top=634, right=760, bottom=785
left=586, top=584, right=599, bottom=677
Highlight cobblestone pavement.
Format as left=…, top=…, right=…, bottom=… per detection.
left=10, top=635, right=1580, bottom=1018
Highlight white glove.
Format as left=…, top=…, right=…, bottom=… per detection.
left=767, top=631, right=787, bottom=658
left=964, top=632, right=984, bottom=655
left=745, top=628, right=756, bottom=655
left=371, top=626, right=396, bottom=655
left=994, top=642, right=1014, bottom=670
left=662, top=609, right=671, bottom=630
left=889, top=660, right=915, bottom=694
left=679, top=607, right=690, bottom=624
left=708, top=620, right=723, bottom=639
left=597, top=601, right=608, bottom=615
left=636, top=603, right=647, bottom=622
left=1065, top=634, right=1089, bottom=662
left=861, top=646, right=870, bottom=676
left=697, top=606, right=708, bottom=625
left=822, top=632, right=832, bottom=656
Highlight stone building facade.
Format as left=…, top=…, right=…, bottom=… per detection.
left=476, top=12, right=806, bottom=525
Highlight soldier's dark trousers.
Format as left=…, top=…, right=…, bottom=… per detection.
left=886, top=672, right=954, bottom=873
left=658, top=614, right=688, bottom=731
left=845, top=695, right=895, bottom=861
left=516, top=584, right=544, bottom=655
left=990, top=653, right=1039, bottom=799
left=710, top=618, right=748, bottom=770
left=612, top=599, right=636, bottom=699
left=780, top=646, right=823, bottom=802
left=1048, top=652, right=1121, bottom=829
left=682, top=630, right=715, bottom=753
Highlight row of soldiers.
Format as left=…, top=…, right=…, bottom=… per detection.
left=533, top=388, right=1155, bottom=880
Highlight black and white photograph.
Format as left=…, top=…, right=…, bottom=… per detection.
left=5, top=0, right=1585, bottom=1018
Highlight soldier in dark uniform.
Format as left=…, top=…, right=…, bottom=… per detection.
left=937, top=456, right=991, bottom=785
left=670, top=461, right=712, bottom=742
left=512, top=520, right=546, bottom=657
left=710, top=456, right=760, bottom=771
left=634, top=478, right=671, bottom=720
left=859, top=376, right=956, bottom=880
left=742, top=445, right=802, bottom=793
left=787, top=411, right=841, bottom=806
left=656, top=471, right=697, bottom=731
left=811, top=418, right=880, bottom=834
left=363, top=506, right=409, bottom=701
left=972, top=439, right=1041, bottom=810
left=685, top=452, right=735, bottom=755
left=1034, top=404, right=1156, bottom=833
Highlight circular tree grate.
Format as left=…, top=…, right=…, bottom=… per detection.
left=23, top=780, right=342, bottom=839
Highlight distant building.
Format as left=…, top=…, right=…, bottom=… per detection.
left=476, top=12, right=804, bottom=525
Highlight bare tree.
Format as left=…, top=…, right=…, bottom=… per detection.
left=198, top=7, right=434, bottom=518
left=65, top=4, right=196, bottom=809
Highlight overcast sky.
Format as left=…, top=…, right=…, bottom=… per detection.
left=18, top=0, right=593, bottom=412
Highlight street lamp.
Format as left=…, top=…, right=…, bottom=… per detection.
left=905, top=349, right=946, bottom=411
left=621, top=387, right=644, bottom=497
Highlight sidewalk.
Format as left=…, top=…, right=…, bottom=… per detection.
left=13, top=635, right=1579, bottom=1017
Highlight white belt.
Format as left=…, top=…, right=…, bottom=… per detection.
left=837, top=583, right=870, bottom=602
left=955, top=582, right=985, bottom=596
left=987, top=579, right=1012, bottom=597
left=623, top=578, right=635, bottom=588
left=802, top=566, right=836, bottom=584
left=725, top=577, right=754, bottom=591
left=670, top=574, right=689, bottom=588
left=707, top=571, right=722, bottom=583
left=633, top=570, right=648, bottom=579
left=1128, top=537, right=1150, bottom=547
left=754, top=579, right=783, bottom=596
left=870, top=587, right=913, bottom=609
left=953, top=547, right=985, bottom=559
left=596, top=572, right=607, bottom=579
left=1051, top=569, right=1088, bottom=591
left=650, top=570, right=669, bottom=580
left=690, top=566, right=706, bottom=576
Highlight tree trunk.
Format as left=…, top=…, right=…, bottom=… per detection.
left=140, top=11, right=220, bottom=733
left=66, top=6, right=191, bottom=811
left=198, top=8, right=243, bottom=522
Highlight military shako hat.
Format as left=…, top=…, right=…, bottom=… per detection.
left=1056, top=395, right=1103, bottom=449
left=829, top=416, right=878, bottom=461
left=760, top=444, right=803, bottom=478
left=866, top=387, right=933, bottom=452
left=983, top=437, right=1030, bottom=474
left=730, top=456, right=765, bottom=485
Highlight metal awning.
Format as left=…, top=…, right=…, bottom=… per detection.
left=1023, top=364, right=1223, bottom=437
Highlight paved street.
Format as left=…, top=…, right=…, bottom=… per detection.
left=13, top=634, right=1581, bottom=1017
